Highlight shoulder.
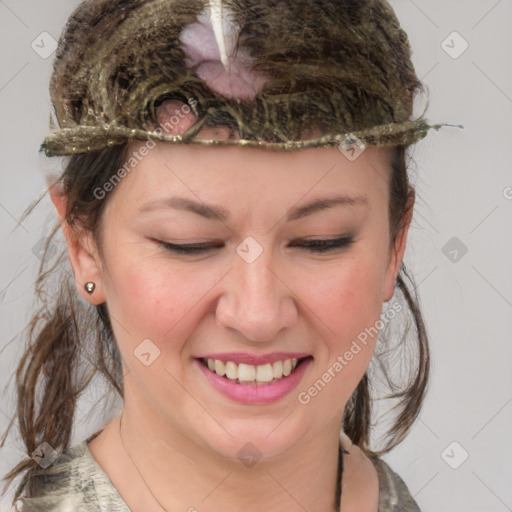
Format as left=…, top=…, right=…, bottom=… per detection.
left=12, top=442, right=96, bottom=511
left=339, top=432, right=379, bottom=510
left=339, top=431, right=421, bottom=512
left=368, top=454, right=422, bottom=512
left=12, top=438, right=130, bottom=512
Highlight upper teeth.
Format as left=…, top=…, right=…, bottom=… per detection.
left=205, top=358, right=299, bottom=384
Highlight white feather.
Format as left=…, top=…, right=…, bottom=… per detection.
left=209, top=0, right=231, bottom=71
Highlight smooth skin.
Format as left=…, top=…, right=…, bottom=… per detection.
left=51, top=136, right=413, bottom=512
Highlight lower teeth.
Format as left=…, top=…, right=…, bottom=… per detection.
left=225, top=377, right=281, bottom=385
left=232, top=377, right=280, bottom=385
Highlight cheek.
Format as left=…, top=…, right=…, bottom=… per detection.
left=295, top=259, right=385, bottom=416
left=107, top=262, right=202, bottom=336
left=300, top=256, right=386, bottom=343
left=101, top=250, right=223, bottom=371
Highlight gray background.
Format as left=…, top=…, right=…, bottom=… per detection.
left=1, top=1, right=511, bottom=510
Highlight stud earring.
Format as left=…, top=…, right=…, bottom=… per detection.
left=84, top=282, right=96, bottom=294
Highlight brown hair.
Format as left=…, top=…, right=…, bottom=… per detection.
left=1, top=140, right=430, bottom=504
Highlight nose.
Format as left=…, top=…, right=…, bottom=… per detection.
left=215, top=245, right=298, bottom=342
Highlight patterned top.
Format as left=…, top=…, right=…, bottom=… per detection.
left=11, top=436, right=421, bottom=512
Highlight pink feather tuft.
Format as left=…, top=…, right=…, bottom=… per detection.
left=179, top=3, right=270, bottom=101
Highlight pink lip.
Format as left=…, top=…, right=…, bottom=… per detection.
left=195, top=356, right=313, bottom=405
left=196, top=352, right=310, bottom=365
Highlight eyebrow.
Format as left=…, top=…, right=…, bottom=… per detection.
left=137, top=194, right=368, bottom=222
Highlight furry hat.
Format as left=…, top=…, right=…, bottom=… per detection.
left=40, top=0, right=458, bottom=156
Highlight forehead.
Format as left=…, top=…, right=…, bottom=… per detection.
left=109, top=140, right=393, bottom=212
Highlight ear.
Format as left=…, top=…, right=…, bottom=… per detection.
left=382, top=188, right=415, bottom=302
left=49, top=183, right=106, bottom=306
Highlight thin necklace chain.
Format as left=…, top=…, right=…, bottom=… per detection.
left=118, top=412, right=344, bottom=512
left=118, top=412, right=168, bottom=512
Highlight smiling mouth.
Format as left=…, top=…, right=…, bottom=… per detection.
left=198, top=356, right=312, bottom=385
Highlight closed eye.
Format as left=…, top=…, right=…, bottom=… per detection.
left=158, top=240, right=223, bottom=254
left=289, top=235, right=355, bottom=252
left=156, top=235, right=355, bottom=255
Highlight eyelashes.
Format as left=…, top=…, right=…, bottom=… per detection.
left=288, top=235, right=355, bottom=252
left=158, top=235, right=355, bottom=255
left=159, top=240, right=223, bottom=254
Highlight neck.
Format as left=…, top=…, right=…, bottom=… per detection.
left=114, top=383, right=343, bottom=512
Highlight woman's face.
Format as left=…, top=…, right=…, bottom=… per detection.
left=71, top=139, right=410, bottom=460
